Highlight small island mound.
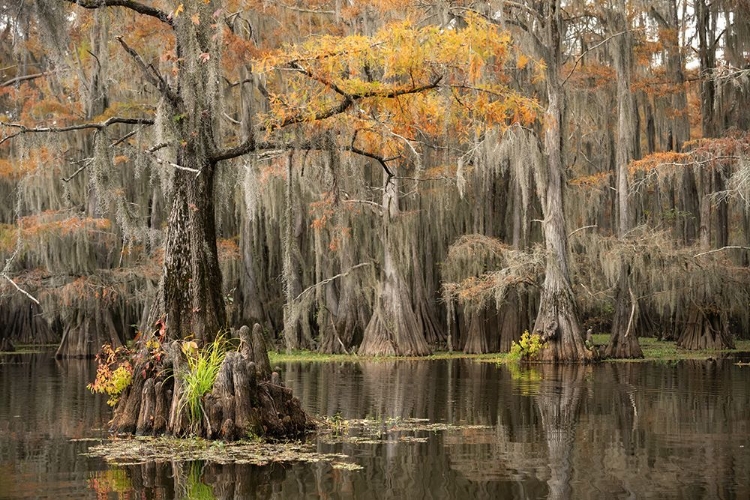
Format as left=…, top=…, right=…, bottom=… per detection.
left=93, top=324, right=311, bottom=441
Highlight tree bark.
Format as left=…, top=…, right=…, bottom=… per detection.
left=533, top=17, right=592, bottom=362
left=605, top=3, right=643, bottom=359
left=359, top=175, right=431, bottom=356
left=56, top=301, right=123, bottom=358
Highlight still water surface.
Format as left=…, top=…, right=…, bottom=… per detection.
left=1, top=351, right=749, bottom=499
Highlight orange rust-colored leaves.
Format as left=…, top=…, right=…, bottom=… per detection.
left=629, top=131, right=750, bottom=176
left=569, top=171, right=612, bottom=190
left=18, top=211, right=112, bottom=238
left=629, top=151, right=688, bottom=174
left=217, top=238, right=240, bottom=262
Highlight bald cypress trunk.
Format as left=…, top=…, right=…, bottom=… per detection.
left=534, top=72, right=592, bottom=363
left=359, top=175, right=430, bottom=356
left=677, top=169, right=734, bottom=350
left=147, top=152, right=225, bottom=344
left=606, top=4, right=643, bottom=359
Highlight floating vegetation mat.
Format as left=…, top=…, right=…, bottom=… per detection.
left=83, top=417, right=491, bottom=470
left=84, top=436, right=347, bottom=467
left=316, top=416, right=493, bottom=446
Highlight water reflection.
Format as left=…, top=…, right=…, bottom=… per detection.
left=1, top=353, right=750, bottom=499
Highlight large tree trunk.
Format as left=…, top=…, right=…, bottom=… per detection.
left=533, top=34, right=592, bottom=362
left=0, top=296, right=58, bottom=345
left=676, top=171, right=734, bottom=350
left=677, top=305, right=734, bottom=350
left=412, top=236, right=443, bottom=346
left=696, top=0, right=717, bottom=139
left=498, top=289, right=528, bottom=353
left=282, top=153, right=315, bottom=352
left=329, top=235, right=371, bottom=352
left=605, top=267, right=644, bottom=358
left=606, top=4, right=643, bottom=359
left=359, top=176, right=431, bottom=356
left=148, top=157, right=225, bottom=344
left=462, top=306, right=489, bottom=354
left=56, top=300, right=123, bottom=358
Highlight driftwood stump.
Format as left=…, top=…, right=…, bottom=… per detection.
left=109, top=323, right=311, bottom=440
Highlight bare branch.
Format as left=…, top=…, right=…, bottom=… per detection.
left=348, top=145, right=394, bottom=178
left=62, top=159, right=93, bottom=183
left=561, top=29, right=643, bottom=87
left=292, top=262, right=373, bottom=303
left=116, top=37, right=178, bottom=103
left=1, top=70, right=62, bottom=87
left=62, top=0, right=172, bottom=25
left=343, top=199, right=385, bottom=214
left=277, top=3, right=335, bottom=15
left=694, top=246, right=750, bottom=258
left=2, top=242, right=40, bottom=305
left=0, top=117, right=154, bottom=146
left=1, top=273, right=41, bottom=305
left=568, top=224, right=598, bottom=237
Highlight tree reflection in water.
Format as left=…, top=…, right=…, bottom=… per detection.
left=2, top=354, right=750, bottom=498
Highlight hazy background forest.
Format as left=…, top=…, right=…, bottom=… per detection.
left=1, top=0, right=749, bottom=359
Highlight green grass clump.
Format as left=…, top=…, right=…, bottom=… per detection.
left=179, top=336, right=228, bottom=428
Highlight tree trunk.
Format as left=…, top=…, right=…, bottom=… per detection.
left=676, top=169, right=734, bottom=350
left=677, top=305, right=735, bottom=350
left=56, top=301, right=123, bottom=358
left=605, top=267, right=644, bottom=358
left=533, top=39, right=593, bottom=362
left=498, top=289, right=528, bottom=353
left=696, top=0, right=717, bottom=138
left=148, top=156, right=225, bottom=344
left=359, top=176, right=431, bottom=356
left=462, top=306, right=489, bottom=354
left=0, top=296, right=58, bottom=345
left=412, top=236, right=443, bottom=346
left=330, top=236, right=371, bottom=352
left=282, top=153, right=315, bottom=352
left=606, top=4, right=643, bottom=359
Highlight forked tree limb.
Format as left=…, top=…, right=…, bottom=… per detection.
left=212, top=75, right=443, bottom=162
left=0, top=117, right=154, bottom=146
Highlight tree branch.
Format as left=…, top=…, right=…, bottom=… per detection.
left=2, top=244, right=40, bottom=305
left=694, top=246, right=750, bottom=258
left=0, top=117, right=154, bottom=146
left=1, top=70, right=62, bottom=87
left=61, top=0, right=172, bottom=26
left=1, top=273, right=40, bottom=305
left=292, top=262, right=372, bottom=303
left=561, top=29, right=642, bottom=87
left=211, top=75, right=443, bottom=162
left=116, top=37, right=178, bottom=103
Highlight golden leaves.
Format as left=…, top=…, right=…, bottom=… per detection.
left=253, top=13, right=538, bottom=140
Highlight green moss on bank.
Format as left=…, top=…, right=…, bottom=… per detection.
left=268, top=350, right=505, bottom=364
left=592, top=334, right=750, bottom=361
left=268, top=336, right=750, bottom=365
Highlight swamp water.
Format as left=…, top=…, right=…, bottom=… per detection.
left=1, top=351, right=749, bottom=499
